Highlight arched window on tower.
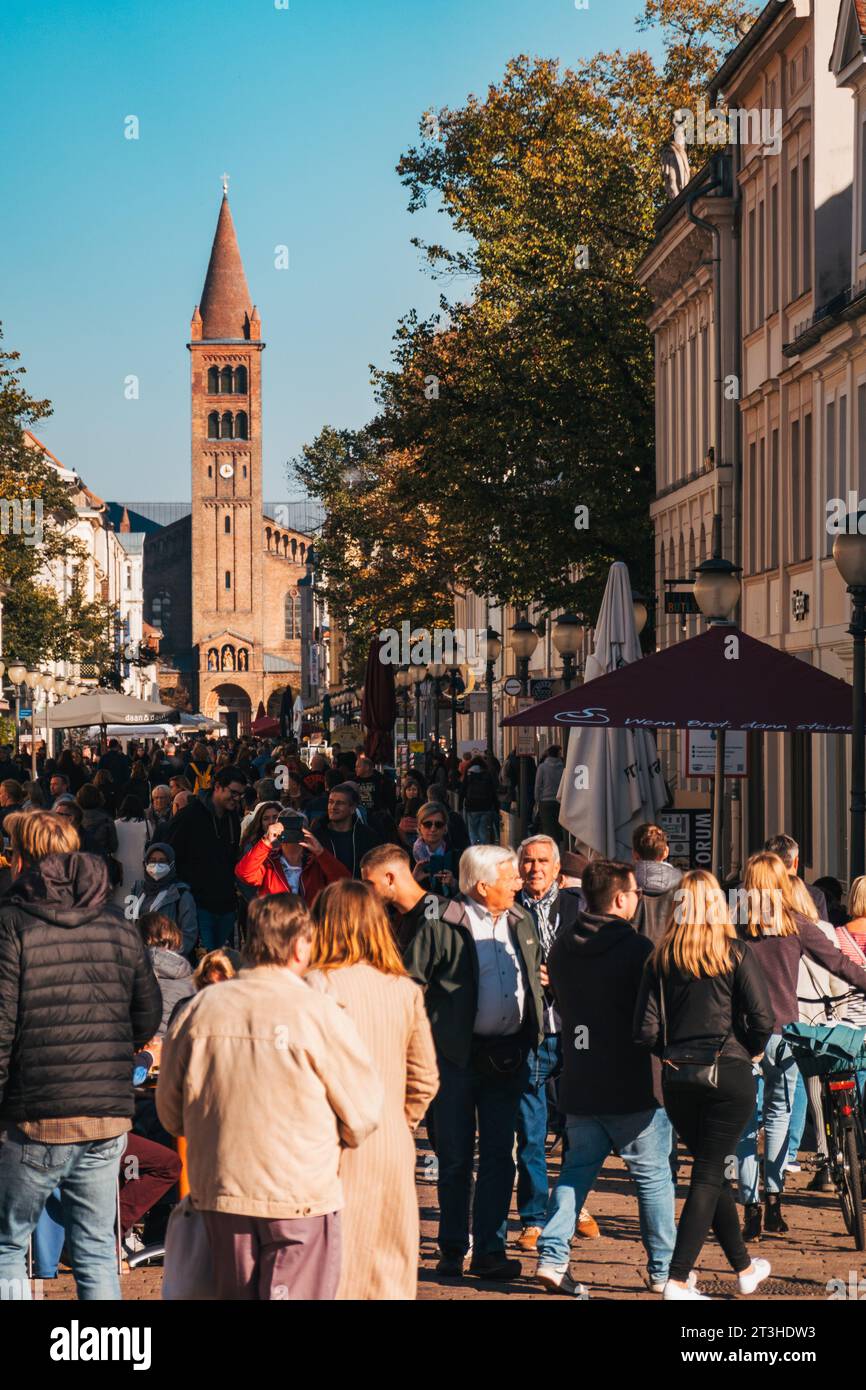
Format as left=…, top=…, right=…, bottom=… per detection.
left=284, top=589, right=302, bottom=640
left=291, top=537, right=297, bottom=559
left=220, top=366, right=233, bottom=394
left=221, top=411, right=234, bottom=440
left=235, top=411, right=248, bottom=440
left=224, top=514, right=231, bottom=534
left=208, top=412, right=220, bottom=439
left=207, top=366, right=220, bottom=393
left=234, top=365, right=247, bottom=393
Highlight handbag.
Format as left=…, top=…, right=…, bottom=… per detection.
left=162, top=1196, right=218, bottom=1300
left=659, top=975, right=729, bottom=1093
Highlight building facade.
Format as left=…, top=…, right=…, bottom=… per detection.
left=640, top=0, right=866, bottom=883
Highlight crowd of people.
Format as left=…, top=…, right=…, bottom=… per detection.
left=1, top=728, right=865, bottom=1301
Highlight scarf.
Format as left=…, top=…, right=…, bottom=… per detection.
left=520, top=882, right=560, bottom=959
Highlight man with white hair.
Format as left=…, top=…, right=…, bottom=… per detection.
left=515, top=836, right=597, bottom=1249
left=404, top=844, right=545, bottom=1284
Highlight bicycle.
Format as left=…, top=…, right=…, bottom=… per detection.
left=783, top=1015, right=866, bottom=1251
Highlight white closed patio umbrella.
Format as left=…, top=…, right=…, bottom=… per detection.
left=558, top=561, right=668, bottom=859
left=47, top=689, right=179, bottom=731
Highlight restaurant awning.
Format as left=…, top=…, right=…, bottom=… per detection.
left=502, top=626, right=854, bottom=733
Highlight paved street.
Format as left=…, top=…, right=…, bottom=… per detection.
left=41, top=1129, right=856, bottom=1303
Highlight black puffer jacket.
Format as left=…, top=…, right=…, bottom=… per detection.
left=0, top=852, right=162, bottom=1121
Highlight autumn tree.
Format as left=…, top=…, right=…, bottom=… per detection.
left=296, top=0, right=757, bottom=633
left=0, top=326, right=116, bottom=668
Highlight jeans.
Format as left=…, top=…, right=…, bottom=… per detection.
left=787, top=1069, right=809, bottom=1161
left=33, top=1191, right=65, bottom=1278
left=736, top=1033, right=798, bottom=1203
left=538, top=801, right=562, bottom=845
left=466, top=811, right=496, bottom=845
left=197, top=907, right=236, bottom=951
left=537, top=1107, right=676, bottom=1282
left=0, top=1127, right=125, bottom=1300
left=663, top=1058, right=755, bottom=1281
left=516, top=1034, right=563, bottom=1225
left=432, top=1050, right=528, bottom=1258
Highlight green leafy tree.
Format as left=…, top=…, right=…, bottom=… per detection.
left=296, top=0, right=757, bottom=632
left=0, top=326, right=118, bottom=668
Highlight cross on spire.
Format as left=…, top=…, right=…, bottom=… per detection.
left=221, top=172, right=230, bottom=195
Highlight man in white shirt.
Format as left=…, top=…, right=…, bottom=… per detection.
left=405, top=845, right=546, bottom=1284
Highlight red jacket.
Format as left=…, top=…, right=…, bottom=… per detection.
left=235, top=837, right=349, bottom=905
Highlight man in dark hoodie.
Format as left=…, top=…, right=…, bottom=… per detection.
left=164, top=764, right=247, bottom=949
left=632, top=822, right=683, bottom=946
left=534, top=858, right=676, bottom=1298
left=0, top=810, right=162, bottom=1300
left=311, top=783, right=382, bottom=878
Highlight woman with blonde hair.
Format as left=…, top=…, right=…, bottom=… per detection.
left=634, top=870, right=774, bottom=1299
left=734, top=852, right=866, bottom=1238
left=307, top=879, right=438, bottom=1299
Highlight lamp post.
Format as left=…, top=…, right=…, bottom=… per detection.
left=483, top=627, right=502, bottom=760
left=7, top=660, right=26, bottom=757
left=447, top=666, right=461, bottom=767
left=834, top=534, right=866, bottom=880
left=693, top=556, right=742, bottom=881
left=396, top=666, right=411, bottom=744
left=509, top=616, right=540, bottom=840
left=412, top=662, right=428, bottom=750
left=428, top=660, right=446, bottom=767
left=552, top=613, right=583, bottom=690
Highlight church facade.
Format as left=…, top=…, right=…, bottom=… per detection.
left=122, top=192, right=314, bottom=734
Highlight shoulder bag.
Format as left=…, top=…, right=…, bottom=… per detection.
left=659, top=972, right=730, bottom=1093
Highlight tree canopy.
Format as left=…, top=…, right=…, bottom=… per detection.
left=294, top=0, right=757, bottom=678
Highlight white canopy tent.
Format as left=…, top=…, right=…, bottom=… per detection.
left=47, top=690, right=179, bottom=731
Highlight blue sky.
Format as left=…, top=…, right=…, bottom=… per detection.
left=3, top=0, right=663, bottom=502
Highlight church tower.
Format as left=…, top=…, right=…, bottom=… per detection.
left=189, top=186, right=264, bottom=727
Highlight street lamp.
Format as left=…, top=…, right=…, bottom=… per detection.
left=6, top=661, right=26, bottom=757
left=552, top=613, right=583, bottom=690
left=396, top=666, right=411, bottom=744
left=834, top=533, right=866, bottom=880
left=632, top=591, right=649, bottom=638
left=484, top=627, right=502, bottom=760
left=411, top=661, right=428, bottom=750
left=428, top=660, right=447, bottom=763
left=508, top=617, right=539, bottom=839
left=693, top=556, right=742, bottom=881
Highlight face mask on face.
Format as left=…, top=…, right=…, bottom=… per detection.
left=146, top=862, right=171, bottom=881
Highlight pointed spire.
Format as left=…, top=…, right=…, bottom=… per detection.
left=119, top=506, right=131, bottom=533
left=198, top=193, right=253, bottom=340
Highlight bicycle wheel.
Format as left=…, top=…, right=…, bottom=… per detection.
left=841, top=1126, right=866, bottom=1251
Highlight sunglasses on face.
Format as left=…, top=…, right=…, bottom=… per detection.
left=421, top=820, right=446, bottom=830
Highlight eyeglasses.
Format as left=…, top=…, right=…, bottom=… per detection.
left=421, top=820, right=446, bottom=830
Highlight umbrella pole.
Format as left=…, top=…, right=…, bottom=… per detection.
left=712, top=728, right=726, bottom=882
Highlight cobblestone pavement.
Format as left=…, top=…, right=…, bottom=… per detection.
left=39, top=1131, right=860, bottom=1303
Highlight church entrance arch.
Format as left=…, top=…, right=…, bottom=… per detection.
left=205, top=682, right=253, bottom=739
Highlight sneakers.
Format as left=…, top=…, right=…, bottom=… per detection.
left=644, top=1269, right=697, bottom=1295
left=742, top=1202, right=762, bottom=1241
left=537, top=1262, right=589, bottom=1298
left=738, top=1257, right=771, bottom=1295
left=435, top=1252, right=464, bottom=1277
left=784, top=1159, right=801, bottom=1174
left=663, top=1280, right=711, bottom=1301
left=576, top=1208, right=600, bottom=1239
left=517, top=1226, right=541, bottom=1251
left=763, top=1194, right=788, bottom=1234
left=121, top=1231, right=145, bottom=1262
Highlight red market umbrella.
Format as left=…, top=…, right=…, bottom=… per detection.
left=251, top=701, right=281, bottom=737
left=502, top=625, right=853, bottom=733
left=361, top=635, right=396, bottom=764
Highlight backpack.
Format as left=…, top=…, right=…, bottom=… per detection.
left=190, top=762, right=213, bottom=795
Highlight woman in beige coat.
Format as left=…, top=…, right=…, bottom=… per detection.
left=308, top=879, right=439, bottom=1300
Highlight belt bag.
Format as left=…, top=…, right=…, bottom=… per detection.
left=472, top=1033, right=528, bottom=1077
left=659, top=977, right=729, bottom=1093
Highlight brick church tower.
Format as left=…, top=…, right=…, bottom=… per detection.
left=189, top=189, right=266, bottom=731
